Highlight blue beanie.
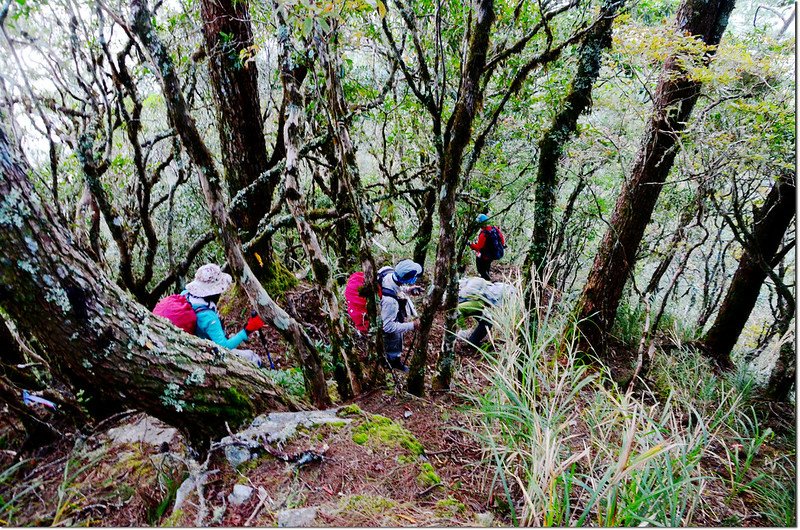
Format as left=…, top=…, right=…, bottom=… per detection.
left=476, top=213, right=489, bottom=224
left=393, top=259, right=422, bottom=284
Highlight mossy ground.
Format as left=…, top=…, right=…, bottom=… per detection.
left=0, top=359, right=492, bottom=527
left=416, top=462, right=442, bottom=487
left=350, top=413, right=425, bottom=456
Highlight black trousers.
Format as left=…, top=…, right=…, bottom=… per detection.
left=476, top=256, right=493, bottom=281
left=467, top=319, right=492, bottom=346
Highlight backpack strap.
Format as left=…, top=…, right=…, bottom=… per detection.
left=377, top=268, right=394, bottom=282
left=381, top=287, right=399, bottom=300
left=377, top=268, right=396, bottom=299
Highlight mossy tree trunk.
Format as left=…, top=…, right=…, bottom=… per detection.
left=524, top=0, right=624, bottom=281
left=700, top=172, right=795, bottom=370
left=412, top=189, right=436, bottom=268
left=575, top=0, right=736, bottom=357
left=407, top=0, right=495, bottom=396
left=315, top=24, right=386, bottom=384
left=0, top=124, right=301, bottom=445
left=199, top=0, right=283, bottom=281
left=130, top=0, right=331, bottom=408
left=275, top=8, right=363, bottom=399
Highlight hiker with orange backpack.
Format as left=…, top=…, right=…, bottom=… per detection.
left=469, top=214, right=506, bottom=281
left=153, top=264, right=266, bottom=367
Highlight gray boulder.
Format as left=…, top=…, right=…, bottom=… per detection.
left=277, top=507, right=318, bottom=527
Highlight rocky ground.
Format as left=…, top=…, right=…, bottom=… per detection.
left=0, top=359, right=500, bottom=527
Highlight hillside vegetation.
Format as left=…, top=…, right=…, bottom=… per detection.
left=0, top=0, right=794, bottom=525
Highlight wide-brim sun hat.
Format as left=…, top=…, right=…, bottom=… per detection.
left=393, top=259, right=423, bottom=284
left=186, top=263, right=233, bottom=298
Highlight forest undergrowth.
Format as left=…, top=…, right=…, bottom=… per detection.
left=465, top=274, right=796, bottom=526
left=0, top=270, right=795, bottom=527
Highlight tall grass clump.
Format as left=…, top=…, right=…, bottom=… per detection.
left=466, top=276, right=760, bottom=526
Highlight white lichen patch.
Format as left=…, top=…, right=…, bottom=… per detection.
left=16, top=259, right=37, bottom=275
left=0, top=188, right=31, bottom=227
left=185, top=368, right=205, bottom=386
left=23, top=236, right=39, bottom=254
left=45, top=285, right=72, bottom=314
left=161, top=383, right=187, bottom=412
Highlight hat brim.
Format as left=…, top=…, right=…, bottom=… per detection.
left=186, top=272, right=233, bottom=297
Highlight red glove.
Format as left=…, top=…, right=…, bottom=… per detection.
left=245, top=314, right=265, bottom=334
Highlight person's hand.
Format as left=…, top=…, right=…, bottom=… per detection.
left=245, top=314, right=265, bottom=334
left=408, top=286, right=423, bottom=296
left=412, top=319, right=420, bottom=329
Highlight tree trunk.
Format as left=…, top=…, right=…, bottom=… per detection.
left=315, top=25, right=386, bottom=384
left=276, top=12, right=363, bottom=399
left=700, top=173, right=796, bottom=368
left=199, top=0, right=280, bottom=280
left=130, top=0, right=331, bottom=408
left=0, top=124, right=300, bottom=445
left=526, top=0, right=623, bottom=279
left=407, top=0, right=495, bottom=396
left=412, top=188, right=436, bottom=268
left=765, top=330, right=795, bottom=401
left=575, top=0, right=736, bottom=357
left=74, top=181, right=103, bottom=265
left=200, top=0, right=269, bottom=222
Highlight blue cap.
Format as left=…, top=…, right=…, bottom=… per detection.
left=393, top=259, right=422, bottom=284
left=476, top=214, right=489, bottom=224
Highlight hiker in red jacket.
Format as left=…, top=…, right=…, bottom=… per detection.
left=469, top=214, right=506, bottom=281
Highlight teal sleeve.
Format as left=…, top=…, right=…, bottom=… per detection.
left=197, top=311, right=248, bottom=350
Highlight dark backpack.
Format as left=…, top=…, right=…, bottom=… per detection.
left=482, top=227, right=505, bottom=260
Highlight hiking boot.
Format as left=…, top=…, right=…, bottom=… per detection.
left=387, top=356, right=409, bottom=372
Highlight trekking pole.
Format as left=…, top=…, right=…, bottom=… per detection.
left=385, top=355, right=403, bottom=391
left=251, top=310, right=275, bottom=369
left=401, top=327, right=417, bottom=366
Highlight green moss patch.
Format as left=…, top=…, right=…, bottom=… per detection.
left=435, top=497, right=466, bottom=515
left=162, top=508, right=185, bottom=527
left=261, top=258, right=298, bottom=300
left=416, top=462, right=442, bottom=487
left=337, top=404, right=364, bottom=417
left=350, top=414, right=425, bottom=456
left=337, top=494, right=396, bottom=515
left=216, top=284, right=240, bottom=318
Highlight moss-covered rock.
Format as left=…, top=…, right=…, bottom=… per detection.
left=337, top=403, right=364, bottom=417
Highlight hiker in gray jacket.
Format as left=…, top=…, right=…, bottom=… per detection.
left=378, top=259, right=423, bottom=372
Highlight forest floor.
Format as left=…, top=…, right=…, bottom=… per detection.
left=0, top=271, right=795, bottom=526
